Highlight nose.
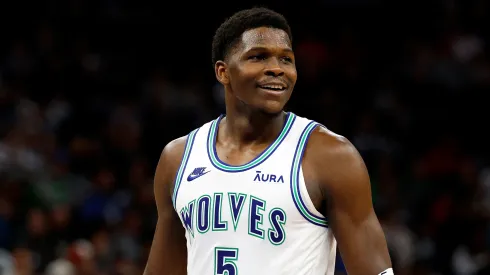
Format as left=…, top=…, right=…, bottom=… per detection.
left=264, top=59, right=284, bottom=77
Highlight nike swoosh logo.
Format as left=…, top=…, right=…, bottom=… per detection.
left=187, top=170, right=210, bottom=181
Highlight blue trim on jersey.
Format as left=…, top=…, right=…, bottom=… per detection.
left=206, top=112, right=296, bottom=173
left=290, top=121, right=328, bottom=227
left=172, top=128, right=200, bottom=210
left=296, top=123, right=328, bottom=221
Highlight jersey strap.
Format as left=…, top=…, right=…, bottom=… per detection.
left=172, top=128, right=200, bottom=209
left=379, top=268, right=394, bottom=275
left=290, top=121, right=328, bottom=227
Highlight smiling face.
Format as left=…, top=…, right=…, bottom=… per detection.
left=215, top=27, right=297, bottom=115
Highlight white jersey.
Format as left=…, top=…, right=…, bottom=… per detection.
left=172, top=112, right=337, bottom=275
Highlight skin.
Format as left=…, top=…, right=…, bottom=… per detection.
left=144, top=137, right=187, bottom=275
left=144, top=26, right=392, bottom=275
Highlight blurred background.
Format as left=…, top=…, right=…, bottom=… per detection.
left=0, top=0, right=489, bottom=274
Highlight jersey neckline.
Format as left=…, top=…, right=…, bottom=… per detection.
left=206, top=112, right=296, bottom=173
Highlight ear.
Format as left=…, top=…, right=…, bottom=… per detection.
left=214, top=61, right=230, bottom=85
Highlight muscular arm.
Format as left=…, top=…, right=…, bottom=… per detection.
left=144, top=137, right=188, bottom=275
left=306, top=127, right=392, bottom=275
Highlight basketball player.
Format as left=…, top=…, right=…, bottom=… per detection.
left=144, top=7, right=393, bottom=275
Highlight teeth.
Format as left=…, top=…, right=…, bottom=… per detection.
left=261, top=85, right=285, bottom=90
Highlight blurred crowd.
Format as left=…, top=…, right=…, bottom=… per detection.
left=1, top=1, right=490, bottom=275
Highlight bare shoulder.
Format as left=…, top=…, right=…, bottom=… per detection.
left=306, top=126, right=356, bottom=159
left=159, top=136, right=188, bottom=168
left=154, top=135, right=190, bottom=200
left=303, top=125, right=369, bottom=193
left=304, top=125, right=361, bottom=169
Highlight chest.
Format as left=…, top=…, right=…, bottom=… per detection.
left=174, top=163, right=297, bottom=240
left=176, top=165, right=292, bottom=214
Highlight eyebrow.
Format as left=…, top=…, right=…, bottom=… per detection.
left=245, top=46, right=293, bottom=53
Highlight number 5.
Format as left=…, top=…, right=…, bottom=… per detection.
left=214, top=247, right=239, bottom=275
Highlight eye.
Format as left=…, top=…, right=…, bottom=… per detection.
left=281, top=56, right=293, bottom=63
left=248, top=54, right=266, bottom=61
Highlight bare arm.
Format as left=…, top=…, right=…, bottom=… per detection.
left=307, top=128, right=392, bottom=275
left=144, top=137, right=188, bottom=275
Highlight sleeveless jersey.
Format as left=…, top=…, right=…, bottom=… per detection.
left=172, top=112, right=337, bottom=275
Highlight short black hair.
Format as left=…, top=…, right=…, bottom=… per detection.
left=211, top=7, right=292, bottom=66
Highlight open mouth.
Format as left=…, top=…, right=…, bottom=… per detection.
left=258, top=85, right=287, bottom=92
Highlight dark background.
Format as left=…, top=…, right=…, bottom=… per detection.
left=0, top=0, right=489, bottom=275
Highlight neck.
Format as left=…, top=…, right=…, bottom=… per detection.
left=221, top=95, right=286, bottom=145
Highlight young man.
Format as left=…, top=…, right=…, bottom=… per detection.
left=144, top=7, right=393, bottom=275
